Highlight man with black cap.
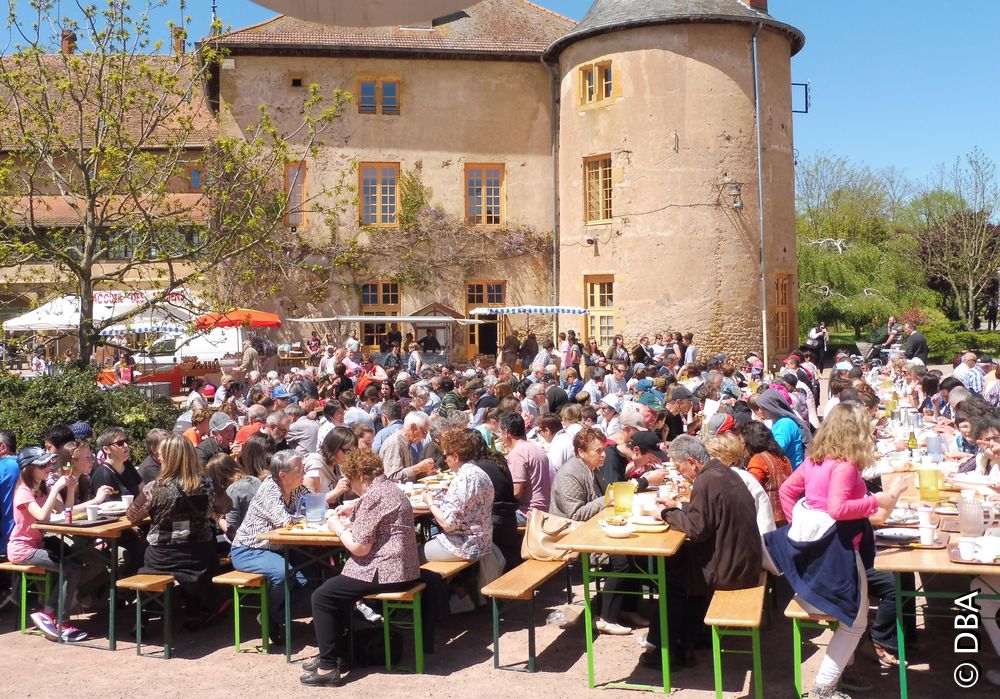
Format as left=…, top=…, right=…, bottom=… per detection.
left=640, top=435, right=762, bottom=670
left=664, top=385, right=694, bottom=442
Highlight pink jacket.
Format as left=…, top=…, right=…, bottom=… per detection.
left=779, top=456, right=879, bottom=524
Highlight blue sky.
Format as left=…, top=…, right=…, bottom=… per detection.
left=6, top=0, right=999, bottom=184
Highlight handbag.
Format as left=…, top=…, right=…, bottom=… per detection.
left=520, top=508, right=579, bottom=561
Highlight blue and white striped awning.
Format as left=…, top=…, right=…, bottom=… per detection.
left=99, top=322, right=187, bottom=337
left=469, top=305, right=589, bottom=316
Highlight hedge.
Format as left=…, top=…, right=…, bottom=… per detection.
left=0, top=367, right=180, bottom=459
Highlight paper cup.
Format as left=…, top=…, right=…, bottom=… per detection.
left=86, top=505, right=100, bottom=521
left=121, top=495, right=134, bottom=508
left=957, top=537, right=977, bottom=561
left=918, top=525, right=935, bottom=546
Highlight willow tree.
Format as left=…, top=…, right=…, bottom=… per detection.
left=0, top=0, right=349, bottom=363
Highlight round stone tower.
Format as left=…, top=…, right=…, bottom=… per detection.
left=545, top=0, right=804, bottom=366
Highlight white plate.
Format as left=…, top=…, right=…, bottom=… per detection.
left=948, top=473, right=998, bottom=487
left=875, top=527, right=921, bottom=542
left=630, top=515, right=662, bottom=527
left=886, top=509, right=918, bottom=525
left=98, top=502, right=127, bottom=515
left=934, top=505, right=959, bottom=516
left=601, top=524, right=635, bottom=539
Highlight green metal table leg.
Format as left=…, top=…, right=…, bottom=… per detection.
left=233, top=586, right=241, bottom=652
left=261, top=583, right=270, bottom=654
left=491, top=597, right=500, bottom=669
left=283, top=548, right=292, bottom=662
left=894, top=573, right=908, bottom=699
left=56, top=534, right=65, bottom=643
left=656, top=556, right=671, bottom=694
left=109, top=539, right=119, bottom=651
left=711, top=625, right=723, bottom=699
left=19, top=572, right=28, bottom=632
left=751, top=626, right=763, bottom=699
left=581, top=553, right=595, bottom=688
left=413, top=592, right=424, bottom=674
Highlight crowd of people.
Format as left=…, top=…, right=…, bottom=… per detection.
left=3, top=318, right=1000, bottom=694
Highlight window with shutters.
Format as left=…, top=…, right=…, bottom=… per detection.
left=579, top=61, right=614, bottom=105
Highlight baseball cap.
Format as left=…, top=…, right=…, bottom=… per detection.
left=209, top=412, right=237, bottom=432
left=69, top=421, right=93, bottom=441
left=635, top=392, right=664, bottom=411
left=17, top=446, right=58, bottom=470
left=668, top=386, right=693, bottom=402
left=834, top=361, right=853, bottom=371
left=628, top=431, right=669, bottom=461
left=271, top=385, right=291, bottom=399
left=619, top=404, right=648, bottom=431
left=705, top=412, right=737, bottom=437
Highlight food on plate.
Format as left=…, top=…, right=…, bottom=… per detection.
left=603, top=515, right=628, bottom=527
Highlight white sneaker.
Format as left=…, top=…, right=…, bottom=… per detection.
left=355, top=602, right=382, bottom=624
left=595, top=617, right=633, bottom=635
left=30, top=611, right=59, bottom=641
left=637, top=633, right=655, bottom=650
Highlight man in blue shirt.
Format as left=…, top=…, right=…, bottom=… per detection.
left=0, top=428, right=19, bottom=555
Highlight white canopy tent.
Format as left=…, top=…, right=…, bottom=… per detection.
left=288, top=315, right=482, bottom=325
left=2, top=292, right=197, bottom=334
left=468, top=305, right=588, bottom=316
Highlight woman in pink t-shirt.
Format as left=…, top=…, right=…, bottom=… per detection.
left=6, top=447, right=97, bottom=643
left=776, top=403, right=906, bottom=699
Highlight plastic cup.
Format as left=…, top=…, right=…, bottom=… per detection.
left=961, top=489, right=977, bottom=502
left=957, top=537, right=977, bottom=561
left=917, top=468, right=940, bottom=502
left=121, top=495, right=134, bottom=508
left=916, top=506, right=933, bottom=528
left=86, top=504, right=99, bottom=521
left=918, top=525, right=936, bottom=546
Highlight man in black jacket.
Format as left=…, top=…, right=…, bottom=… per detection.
left=902, top=321, right=929, bottom=365
left=641, top=435, right=762, bottom=669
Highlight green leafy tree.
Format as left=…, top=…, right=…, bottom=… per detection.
left=0, top=0, right=349, bottom=363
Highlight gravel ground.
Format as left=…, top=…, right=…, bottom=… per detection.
left=1, top=570, right=996, bottom=699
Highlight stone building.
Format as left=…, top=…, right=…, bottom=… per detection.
left=211, top=0, right=804, bottom=363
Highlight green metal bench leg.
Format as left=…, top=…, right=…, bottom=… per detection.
left=18, top=571, right=52, bottom=634
left=134, top=591, right=144, bottom=656
left=163, top=587, right=172, bottom=660
left=382, top=600, right=393, bottom=673
left=711, top=625, right=724, bottom=699
left=233, top=586, right=242, bottom=652
left=491, top=597, right=500, bottom=669
left=413, top=592, right=424, bottom=675
left=792, top=618, right=803, bottom=698
left=751, top=627, right=763, bottom=699
left=527, top=593, right=536, bottom=673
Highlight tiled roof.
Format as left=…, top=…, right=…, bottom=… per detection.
left=209, top=0, right=576, bottom=57
left=545, top=0, right=805, bottom=58
left=2, top=194, right=209, bottom=227
left=0, top=54, right=217, bottom=150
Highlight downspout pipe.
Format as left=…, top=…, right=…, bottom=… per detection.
left=752, top=22, right=770, bottom=370
left=542, top=54, right=561, bottom=344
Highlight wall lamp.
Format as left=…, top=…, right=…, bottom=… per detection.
left=728, top=182, right=744, bottom=210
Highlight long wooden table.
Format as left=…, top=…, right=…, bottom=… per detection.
left=874, top=545, right=1000, bottom=698
left=33, top=516, right=136, bottom=650
left=555, top=507, right=686, bottom=694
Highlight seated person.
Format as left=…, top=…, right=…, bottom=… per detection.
left=302, top=450, right=427, bottom=686
left=127, top=436, right=231, bottom=627
left=230, top=449, right=311, bottom=644
left=645, top=436, right=763, bottom=669
left=303, top=427, right=356, bottom=507
left=420, top=429, right=495, bottom=563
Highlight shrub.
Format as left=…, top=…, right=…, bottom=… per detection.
left=0, top=367, right=179, bottom=459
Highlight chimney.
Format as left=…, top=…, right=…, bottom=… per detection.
left=60, top=30, right=77, bottom=54
left=749, top=0, right=768, bottom=12
left=172, top=27, right=186, bottom=55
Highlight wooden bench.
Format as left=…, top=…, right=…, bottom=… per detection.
left=0, top=561, right=52, bottom=634
left=116, top=574, right=176, bottom=659
left=212, top=571, right=269, bottom=654
left=784, top=597, right=839, bottom=698
left=420, top=558, right=477, bottom=580
left=481, top=558, right=569, bottom=672
left=703, top=572, right=767, bottom=699
left=364, top=582, right=428, bottom=674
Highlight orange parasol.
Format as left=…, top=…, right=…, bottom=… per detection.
left=194, top=308, right=282, bottom=329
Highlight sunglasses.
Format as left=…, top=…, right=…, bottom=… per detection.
left=112, top=439, right=129, bottom=447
